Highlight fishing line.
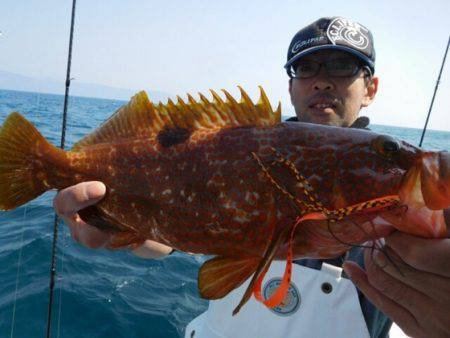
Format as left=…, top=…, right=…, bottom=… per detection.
left=56, top=217, right=68, bottom=338
left=9, top=205, right=28, bottom=338
left=46, top=0, right=77, bottom=337
left=351, top=219, right=404, bottom=276
left=326, top=219, right=378, bottom=252
left=419, top=35, right=449, bottom=147
left=326, top=219, right=404, bottom=276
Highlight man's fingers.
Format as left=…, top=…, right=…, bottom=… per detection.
left=68, top=220, right=81, bottom=243
left=372, top=247, right=450, bottom=304
left=63, top=213, right=111, bottom=249
left=363, top=248, right=433, bottom=315
left=76, top=221, right=112, bottom=249
left=53, top=181, right=106, bottom=217
left=386, top=232, right=450, bottom=277
left=53, top=182, right=110, bottom=249
left=343, top=261, right=421, bottom=338
left=131, top=240, right=174, bottom=259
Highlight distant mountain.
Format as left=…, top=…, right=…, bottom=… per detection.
left=0, top=70, right=171, bottom=102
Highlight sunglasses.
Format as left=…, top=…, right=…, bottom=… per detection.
left=290, top=59, right=371, bottom=79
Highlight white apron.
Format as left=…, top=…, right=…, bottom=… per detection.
left=185, top=261, right=370, bottom=338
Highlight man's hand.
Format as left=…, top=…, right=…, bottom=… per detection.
left=344, top=227, right=450, bottom=338
left=53, top=181, right=174, bottom=257
left=53, top=181, right=111, bottom=248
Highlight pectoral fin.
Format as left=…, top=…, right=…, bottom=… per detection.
left=232, top=225, right=291, bottom=315
left=198, top=256, right=259, bottom=299
left=251, top=213, right=325, bottom=311
left=78, top=205, right=121, bottom=232
left=78, top=205, right=146, bottom=249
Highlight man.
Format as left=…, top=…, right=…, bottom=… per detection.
left=54, top=17, right=450, bottom=338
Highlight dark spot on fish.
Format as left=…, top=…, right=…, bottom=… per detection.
left=157, top=127, right=191, bottom=148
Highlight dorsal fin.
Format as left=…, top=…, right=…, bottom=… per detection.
left=71, top=86, right=281, bottom=151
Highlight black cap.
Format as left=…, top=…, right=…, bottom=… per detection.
left=285, top=17, right=376, bottom=74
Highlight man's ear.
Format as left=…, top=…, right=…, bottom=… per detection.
left=361, top=76, right=378, bottom=107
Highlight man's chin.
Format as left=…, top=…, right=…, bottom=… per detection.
left=309, top=115, right=339, bottom=126
left=296, top=111, right=342, bottom=126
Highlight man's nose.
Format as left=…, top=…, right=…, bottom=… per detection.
left=312, top=69, right=334, bottom=91
left=313, top=77, right=333, bottom=91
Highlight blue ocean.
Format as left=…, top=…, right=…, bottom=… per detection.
left=0, top=89, right=449, bottom=338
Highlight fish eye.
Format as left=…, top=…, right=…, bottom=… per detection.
left=383, top=139, right=400, bottom=152
left=373, top=135, right=401, bottom=156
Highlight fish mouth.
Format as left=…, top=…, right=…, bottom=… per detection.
left=389, top=151, right=450, bottom=238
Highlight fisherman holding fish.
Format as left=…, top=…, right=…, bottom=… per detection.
left=45, top=17, right=450, bottom=338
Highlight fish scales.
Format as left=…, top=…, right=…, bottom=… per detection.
left=80, top=125, right=282, bottom=256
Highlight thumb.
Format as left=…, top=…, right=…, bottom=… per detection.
left=54, top=181, right=106, bottom=217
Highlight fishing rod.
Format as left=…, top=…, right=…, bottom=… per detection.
left=418, top=35, right=450, bottom=147
left=46, top=0, right=77, bottom=337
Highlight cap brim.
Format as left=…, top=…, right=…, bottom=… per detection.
left=284, top=45, right=375, bottom=72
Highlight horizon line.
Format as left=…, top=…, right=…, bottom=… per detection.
left=0, top=87, right=449, bottom=134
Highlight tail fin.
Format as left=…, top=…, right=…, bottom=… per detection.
left=0, top=112, right=56, bottom=210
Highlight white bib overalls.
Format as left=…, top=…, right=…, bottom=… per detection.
left=185, top=261, right=370, bottom=338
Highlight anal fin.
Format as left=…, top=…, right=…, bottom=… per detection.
left=241, top=212, right=325, bottom=314
left=232, top=224, right=291, bottom=315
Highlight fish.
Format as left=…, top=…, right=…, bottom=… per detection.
left=0, top=86, right=449, bottom=315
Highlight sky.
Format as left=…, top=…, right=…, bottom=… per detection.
left=0, top=0, right=449, bottom=131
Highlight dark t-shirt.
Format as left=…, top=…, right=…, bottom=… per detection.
left=286, top=115, right=392, bottom=338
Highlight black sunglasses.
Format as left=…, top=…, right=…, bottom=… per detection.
left=289, top=59, right=371, bottom=79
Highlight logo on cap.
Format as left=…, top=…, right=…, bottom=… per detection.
left=263, top=278, right=301, bottom=316
left=326, top=17, right=369, bottom=50
left=291, top=36, right=326, bottom=54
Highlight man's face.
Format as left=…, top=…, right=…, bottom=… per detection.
left=288, top=50, right=378, bottom=127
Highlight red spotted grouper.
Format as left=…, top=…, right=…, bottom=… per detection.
left=0, top=87, right=448, bottom=314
